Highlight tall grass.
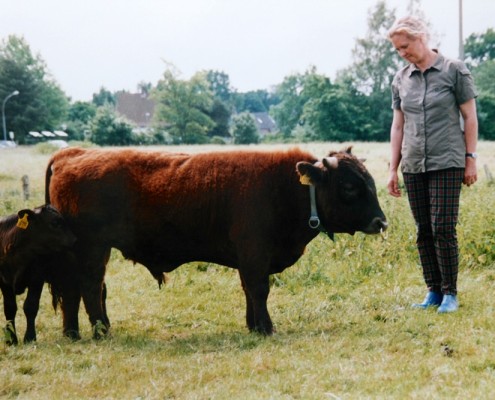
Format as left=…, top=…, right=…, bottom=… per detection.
left=1, top=142, right=494, bottom=399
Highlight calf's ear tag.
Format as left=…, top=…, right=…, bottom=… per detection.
left=299, top=174, right=312, bottom=185
left=17, top=213, right=29, bottom=230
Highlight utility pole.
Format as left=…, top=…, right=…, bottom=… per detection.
left=2, top=90, right=19, bottom=142
left=459, top=0, right=464, bottom=60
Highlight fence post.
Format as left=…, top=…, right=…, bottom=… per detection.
left=484, top=165, right=493, bottom=183
left=21, top=175, right=30, bottom=201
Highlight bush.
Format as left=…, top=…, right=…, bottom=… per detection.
left=231, top=113, right=259, bottom=144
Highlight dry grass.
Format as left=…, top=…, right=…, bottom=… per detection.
left=1, top=141, right=494, bottom=399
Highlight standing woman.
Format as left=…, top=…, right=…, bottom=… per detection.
left=387, top=16, right=478, bottom=313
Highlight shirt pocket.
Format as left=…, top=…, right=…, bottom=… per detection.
left=424, top=83, right=455, bottom=111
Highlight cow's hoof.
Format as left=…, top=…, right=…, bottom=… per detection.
left=4, top=322, right=18, bottom=346
left=23, top=335, right=36, bottom=344
left=250, top=325, right=274, bottom=336
left=63, top=329, right=82, bottom=341
left=92, top=320, right=109, bottom=340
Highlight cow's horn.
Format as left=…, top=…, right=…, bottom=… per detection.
left=323, top=156, right=338, bottom=169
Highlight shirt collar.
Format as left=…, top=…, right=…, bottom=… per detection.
left=407, top=49, right=442, bottom=76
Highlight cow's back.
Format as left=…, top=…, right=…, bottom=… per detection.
left=47, top=147, right=314, bottom=269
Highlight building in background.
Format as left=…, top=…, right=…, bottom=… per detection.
left=251, top=112, right=278, bottom=138
left=115, top=91, right=155, bottom=132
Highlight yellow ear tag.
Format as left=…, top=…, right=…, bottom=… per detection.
left=16, top=213, right=29, bottom=230
left=299, top=175, right=312, bottom=185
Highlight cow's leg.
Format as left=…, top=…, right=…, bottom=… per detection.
left=238, top=269, right=273, bottom=335
left=60, top=279, right=81, bottom=340
left=79, top=247, right=111, bottom=339
left=239, top=273, right=255, bottom=330
left=23, top=279, right=44, bottom=343
left=1, top=283, right=18, bottom=345
left=51, top=251, right=81, bottom=340
left=101, top=282, right=110, bottom=328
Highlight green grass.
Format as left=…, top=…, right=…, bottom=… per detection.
left=1, top=142, right=495, bottom=399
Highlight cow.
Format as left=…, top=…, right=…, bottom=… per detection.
left=45, top=146, right=387, bottom=339
left=0, top=205, right=76, bottom=345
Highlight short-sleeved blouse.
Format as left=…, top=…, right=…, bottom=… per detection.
left=391, top=52, right=477, bottom=173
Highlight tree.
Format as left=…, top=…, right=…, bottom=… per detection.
left=335, top=1, right=402, bottom=141
left=471, top=59, right=495, bottom=139
left=465, top=28, right=495, bottom=67
left=65, top=101, right=96, bottom=141
left=234, top=90, right=279, bottom=113
left=464, top=29, right=495, bottom=139
left=231, top=112, right=259, bottom=144
left=301, top=72, right=366, bottom=141
left=92, top=87, right=116, bottom=107
left=0, top=35, right=69, bottom=143
left=206, top=70, right=233, bottom=105
left=271, top=72, right=309, bottom=138
left=137, top=81, right=153, bottom=97
left=153, top=69, right=214, bottom=144
left=89, top=105, right=135, bottom=145
left=207, top=99, right=231, bottom=138
left=205, top=70, right=233, bottom=138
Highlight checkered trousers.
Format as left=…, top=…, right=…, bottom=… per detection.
left=403, top=168, right=465, bottom=295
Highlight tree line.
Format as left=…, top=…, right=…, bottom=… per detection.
left=1, top=1, right=494, bottom=146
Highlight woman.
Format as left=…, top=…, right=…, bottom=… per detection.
left=387, top=16, right=478, bottom=313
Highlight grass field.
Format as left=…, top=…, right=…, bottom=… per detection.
left=1, top=142, right=494, bottom=399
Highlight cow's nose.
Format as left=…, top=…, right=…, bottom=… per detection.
left=377, top=218, right=388, bottom=231
left=369, top=217, right=388, bottom=234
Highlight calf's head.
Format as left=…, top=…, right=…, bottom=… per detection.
left=296, top=147, right=387, bottom=235
left=15, top=205, right=76, bottom=253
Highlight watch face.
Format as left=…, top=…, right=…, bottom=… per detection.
left=466, top=153, right=478, bottom=158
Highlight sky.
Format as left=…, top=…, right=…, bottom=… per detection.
left=1, top=0, right=494, bottom=102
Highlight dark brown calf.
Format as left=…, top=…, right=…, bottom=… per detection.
left=0, top=205, right=75, bottom=345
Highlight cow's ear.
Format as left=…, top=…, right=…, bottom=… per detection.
left=296, top=162, right=323, bottom=185
left=16, top=209, right=34, bottom=230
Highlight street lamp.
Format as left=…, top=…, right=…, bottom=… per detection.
left=2, top=90, right=20, bottom=142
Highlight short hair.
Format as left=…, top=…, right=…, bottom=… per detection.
left=388, top=16, right=430, bottom=43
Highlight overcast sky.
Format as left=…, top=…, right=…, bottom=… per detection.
left=1, top=0, right=494, bottom=101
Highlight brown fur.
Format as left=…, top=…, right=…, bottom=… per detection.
left=46, top=147, right=386, bottom=338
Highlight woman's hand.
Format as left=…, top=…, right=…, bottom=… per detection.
left=463, top=157, right=477, bottom=186
left=387, top=171, right=402, bottom=197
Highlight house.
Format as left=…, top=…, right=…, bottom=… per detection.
left=115, top=91, right=155, bottom=131
left=251, top=112, right=278, bottom=137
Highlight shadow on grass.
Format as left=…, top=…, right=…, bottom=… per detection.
left=71, top=324, right=342, bottom=357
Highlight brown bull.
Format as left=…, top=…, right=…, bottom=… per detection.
left=45, top=147, right=387, bottom=338
left=0, top=205, right=75, bottom=345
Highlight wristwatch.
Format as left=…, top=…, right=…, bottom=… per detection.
left=465, top=152, right=478, bottom=159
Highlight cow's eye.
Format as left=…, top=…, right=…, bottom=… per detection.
left=342, top=183, right=359, bottom=200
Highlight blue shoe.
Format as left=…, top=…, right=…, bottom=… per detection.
left=412, top=292, right=443, bottom=309
left=437, top=295, right=458, bottom=313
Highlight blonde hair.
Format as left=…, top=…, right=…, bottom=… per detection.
left=388, top=16, right=430, bottom=43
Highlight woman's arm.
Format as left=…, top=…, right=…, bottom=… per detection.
left=460, top=98, right=478, bottom=186
left=388, top=109, right=404, bottom=197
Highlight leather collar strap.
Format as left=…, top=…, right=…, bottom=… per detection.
left=308, top=185, right=334, bottom=241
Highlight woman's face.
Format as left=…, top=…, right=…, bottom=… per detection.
left=391, top=32, right=427, bottom=65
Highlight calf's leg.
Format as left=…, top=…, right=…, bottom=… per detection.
left=1, top=283, right=18, bottom=345
left=23, top=279, right=44, bottom=343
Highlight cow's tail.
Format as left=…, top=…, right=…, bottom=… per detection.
left=45, top=158, right=55, bottom=205
left=49, top=284, right=62, bottom=312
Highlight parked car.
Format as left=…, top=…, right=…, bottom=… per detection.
left=0, top=140, right=17, bottom=149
